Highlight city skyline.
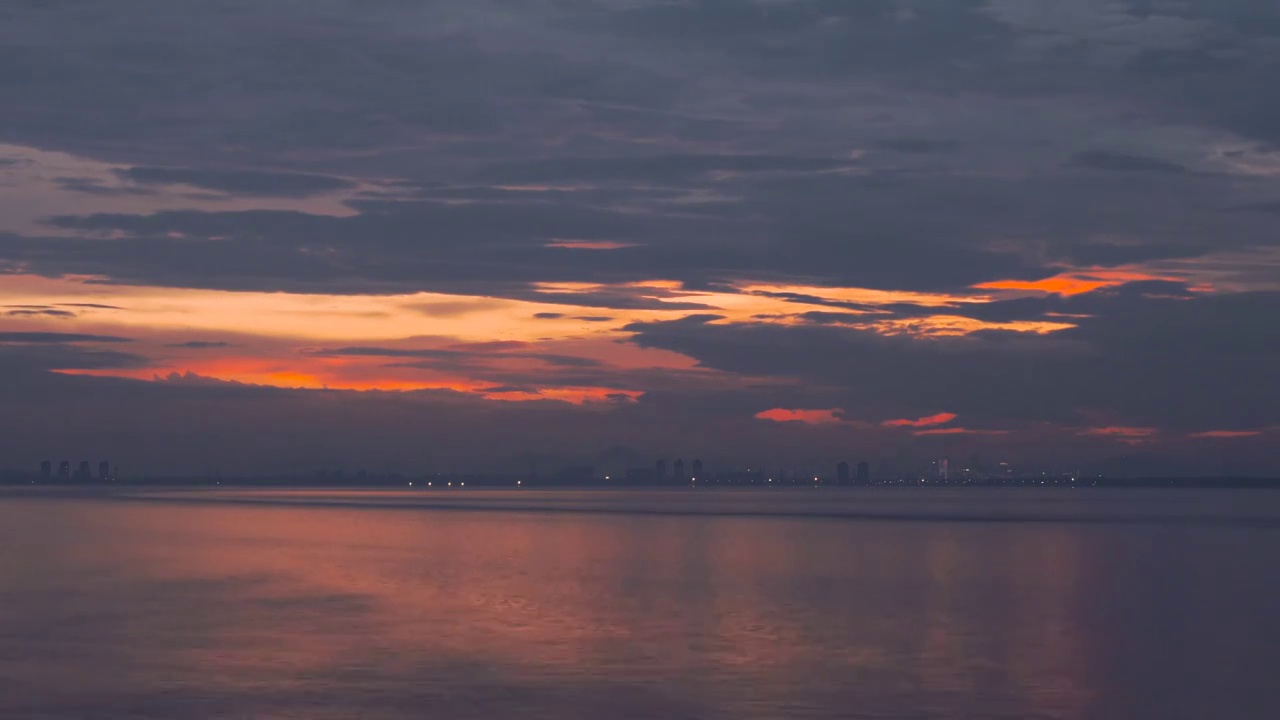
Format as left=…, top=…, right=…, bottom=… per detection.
left=1, top=2, right=1278, bottom=476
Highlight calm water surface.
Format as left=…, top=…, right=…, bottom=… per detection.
left=1, top=488, right=1278, bottom=719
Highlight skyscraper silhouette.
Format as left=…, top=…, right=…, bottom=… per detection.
left=77, top=461, right=92, bottom=480
left=98, top=461, right=111, bottom=481
left=655, top=459, right=667, bottom=484
left=691, top=459, right=703, bottom=480
left=837, top=461, right=850, bottom=485
left=674, top=459, right=686, bottom=482
left=856, top=461, right=870, bottom=486
left=40, top=460, right=51, bottom=479
left=58, top=461, right=71, bottom=479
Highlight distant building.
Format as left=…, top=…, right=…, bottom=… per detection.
left=557, top=465, right=594, bottom=484
left=655, top=459, right=667, bottom=483
left=836, top=461, right=850, bottom=485
left=57, top=461, right=71, bottom=479
left=674, top=459, right=686, bottom=482
left=625, top=467, right=656, bottom=484
left=691, top=459, right=703, bottom=480
left=40, top=460, right=52, bottom=478
left=76, top=461, right=92, bottom=480
left=857, top=461, right=870, bottom=485
left=938, top=457, right=949, bottom=482
left=98, top=461, right=111, bottom=481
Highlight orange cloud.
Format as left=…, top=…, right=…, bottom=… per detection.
left=883, top=412, right=958, bottom=428
left=856, top=315, right=1075, bottom=337
left=545, top=240, right=638, bottom=250
left=1188, top=430, right=1263, bottom=439
left=755, top=408, right=844, bottom=425
left=975, top=268, right=1187, bottom=297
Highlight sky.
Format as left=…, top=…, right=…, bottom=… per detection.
left=1, top=0, right=1278, bottom=477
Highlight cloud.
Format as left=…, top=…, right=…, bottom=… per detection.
left=165, top=341, right=232, bottom=349
left=2, top=0, right=1280, bottom=475
left=875, top=138, right=961, bottom=154
left=883, top=412, right=959, bottom=428
left=545, top=241, right=639, bottom=250
left=116, top=167, right=355, bottom=197
left=1188, top=430, right=1263, bottom=439
left=754, top=408, right=845, bottom=425
left=54, top=176, right=155, bottom=197
left=1070, top=151, right=1187, bottom=174
left=913, top=427, right=1009, bottom=436
left=1079, top=426, right=1158, bottom=439
left=4, top=307, right=76, bottom=318
left=0, top=332, right=132, bottom=344
left=307, top=345, right=606, bottom=369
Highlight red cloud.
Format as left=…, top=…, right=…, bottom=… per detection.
left=1188, top=430, right=1263, bottom=439
left=1080, top=426, right=1157, bottom=444
left=755, top=408, right=844, bottom=425
left=882, top=412, right=958, bottom=428
left=1081, top=426, right=1157, bottom=438
left=913, top=427, right=1009, bottom=436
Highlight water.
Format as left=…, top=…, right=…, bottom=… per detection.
left=2, top=488, right=1278, bottom=719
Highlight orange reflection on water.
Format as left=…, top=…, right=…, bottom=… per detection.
left=15, top=491, right=1221, bottom=716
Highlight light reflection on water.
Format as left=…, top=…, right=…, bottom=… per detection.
left=1, top=489, right=1278, bottom=719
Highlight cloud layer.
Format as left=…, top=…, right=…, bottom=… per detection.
left=1, top=1, right=1277, bottom=475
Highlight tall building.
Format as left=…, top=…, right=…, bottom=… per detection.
left=674, top=459, right=686, bottom=482
left=98, top=461, right=111, bottom=481
left=691, top=459, right=703, bottom=480
left=938, top=457, right=949, bottom=482
left=57, top=460, right=71, bottom=479
left=856, top=461, right=870, bottom=486
left=836, top=461, right=850, bottom=485
left=40, top=460, right=52, bottom=478
left=655, top=459, right=667, bottom=483
left=77, top=461, right=92, bottom=480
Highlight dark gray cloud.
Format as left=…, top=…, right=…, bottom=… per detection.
left=166, top=341, right=232, bottom=349
left=623, top=289, right=1280, bottom=433
left=476, top=154, right=859, bottom=184
left=54, top=176, right=155, bottom=197
left=116, top=167, right=354, bottom=197
left=1070, top=151, right=1188, bottom=174
left=5, top=308, right=76, bottom=319
left=875, top=138, right=962, bottom=154
left=0, top=332, right=132, bottom=344
left=307, top=345, right=605, bottom=370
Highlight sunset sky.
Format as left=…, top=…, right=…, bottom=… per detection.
left=2, top=0, right=1277, bottom=476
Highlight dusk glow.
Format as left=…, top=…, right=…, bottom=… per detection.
left=4, top=4, right=1280, bottom=719
left=0, top=0, right=1276, bottom=478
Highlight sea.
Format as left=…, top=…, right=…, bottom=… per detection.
left=1, top=487, right=1278, bottom=719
